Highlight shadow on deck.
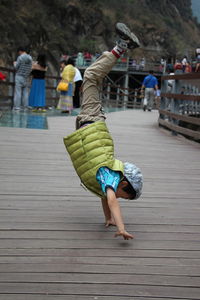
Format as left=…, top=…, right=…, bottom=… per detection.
left=0, top=109, right=200, bottom=299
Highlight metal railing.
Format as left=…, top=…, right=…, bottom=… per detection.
left=76, top=57, right=162, bottom=74
left=100, top=83, right=144, bottom=109
left=159, top=72, right=200, bottom=141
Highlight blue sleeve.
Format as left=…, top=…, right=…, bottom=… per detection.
left=96, top=167, right=121, bottom=195
left=142, top=77, right=147, bottom=85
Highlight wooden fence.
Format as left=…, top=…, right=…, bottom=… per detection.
left=159, top=73, right=200, bottom=141
left=0, top=67, right=59, bottom=108
left=0, top=66, right=145, bottom=110
left=1, top=66, right=200, bottom=142
left=101, top=82, right=144, bottom=109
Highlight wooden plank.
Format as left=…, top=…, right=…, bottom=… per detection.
left=0, top=230, right=200, bottom=241
left=159, top=109, right=200, bottom=126
left=0, top=256, right=200, bottom=267
left=0, top=296, right=185, bottom=300
left=158, top=117, right=200, bottom=139
left=0, top=223, right=200, bottom=233
left=0, top=273, right=199, bottom=287
left=1, top=263, right=200, bottom=276
left=0, top=283, right=200, bottom=298
left=161, top=92, right=200, bottom=102
left=161, top=72, right=200, bottom=80
left=0, top=248, right=200, bottom=259
left=0, top=239, right=200, bottom=250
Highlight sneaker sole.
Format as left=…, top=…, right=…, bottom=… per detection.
left=115, top=22, right=140, bottom=49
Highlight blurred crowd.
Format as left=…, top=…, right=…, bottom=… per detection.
left=160, top=47, right=200, bottom=74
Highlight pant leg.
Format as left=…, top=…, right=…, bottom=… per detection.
left=148, top=88, right=155, bottom=110
left=76, top=51, right=117, bottom=129
left=73, top=80, right=82, bottom=108
left=13, top=75, right=23, bottom=109
left=144, top=88, right=150, bottom=106
left=21, top=77, right=29, bottom=108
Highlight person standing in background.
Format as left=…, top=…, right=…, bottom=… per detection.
left=13, top=47, right=32, bottom=111
left=29, top=54, right=47, bottom=112
left=195, top=48, right=200, bottom=72
left=181, top=56, right=188, bottom=73
left=141, top=70, right=158, bottom=111
left=0, top=72, right=6, bottom=81
left=73, top=67, right=83, bottom=108
left=57, top=57, right=75, bottom=114
left=0, top=72, right=6, bottom=102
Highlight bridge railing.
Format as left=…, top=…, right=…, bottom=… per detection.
left=76, top=57, right=161, bottom=73
left=159, top=73, right=200, bottom=141
left=0, top=66, right=59, bottom=109
left=100, top=83, right=144, bottom=109
left=0, top=66, right=147, bottom=110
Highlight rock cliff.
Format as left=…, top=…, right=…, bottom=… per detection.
left=0, top=0, right=199, bottom=71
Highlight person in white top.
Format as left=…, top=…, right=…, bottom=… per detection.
left=195, top=48, right=200, bottom=72
left=73, top=67, right=83, bottom=108
left=181, top=56, right=188, bottom=73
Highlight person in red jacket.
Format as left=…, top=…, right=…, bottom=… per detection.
left=0, top=72, right=6, bottom=81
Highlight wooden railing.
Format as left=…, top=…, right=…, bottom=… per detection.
left=0, top=67, right=60, bottom=108
left=159, top=73, right=200, bottom=141
left=75, top=56, right=162, bottom=74
left=100, top=83, right=144, bottom=109
left=0, top=66, right=146, bottom=110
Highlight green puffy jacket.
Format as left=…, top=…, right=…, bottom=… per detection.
left=63, top=121, right=124, bottom=197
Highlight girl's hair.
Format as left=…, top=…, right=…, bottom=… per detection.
left=122, top=178, right=136, bottom=200
left=66, top=57, right=75, bottom=66
left=60, top=57, right=75, bottom=66
left=60, top=60, right=67, bottom=66
left=37, top=54, right=47, bottom=68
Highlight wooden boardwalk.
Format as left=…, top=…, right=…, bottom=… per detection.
left=0, top=110, right=200, bottom=300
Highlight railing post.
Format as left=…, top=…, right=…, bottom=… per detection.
left=123, top=73, right=129, bottom=109
left=171, top=79, right=181, bottom=135
left=160, top=76, right=168, bottom=119
left=107, top=83, right=111, bottom=107
left=116, top=85, right=120, bottom=107
left=134, top=89, right=137, bottom=108
left=9, top=70, right=15, bottom=108
left=52, top=79, right=57, bottom=107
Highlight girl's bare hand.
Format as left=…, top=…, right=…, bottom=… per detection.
left=105, top=219, right=116, bottom=227
left=114, top=230, right=134, bottom=240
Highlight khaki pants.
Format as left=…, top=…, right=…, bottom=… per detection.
left=76, top=51, right=117, bottom=129
left=144, top=88, right=155, bottom=110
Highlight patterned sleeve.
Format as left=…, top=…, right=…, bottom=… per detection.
left=96, top=167, right=121, bottom=195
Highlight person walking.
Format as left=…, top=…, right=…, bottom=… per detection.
left=63, top=23, right=143, bottom=240
left=29, top=54, right=47, bottom=112
left=13, top=47, right=32, bottom=111
left=141, top=70, right=158, bottom=111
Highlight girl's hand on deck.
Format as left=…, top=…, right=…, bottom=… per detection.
left=114, top=230, right=134, bottom=240
left=105, top=219, right=116, bottom=227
